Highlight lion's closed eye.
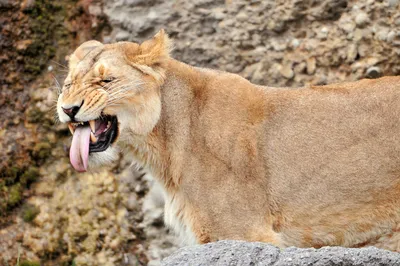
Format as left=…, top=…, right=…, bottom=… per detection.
left=102, top=77, right=115, bottom=83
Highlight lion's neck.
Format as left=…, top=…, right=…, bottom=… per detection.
left=132, top=59, right=208, bottom=191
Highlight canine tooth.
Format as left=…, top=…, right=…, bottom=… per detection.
left=68, top=124, right=75, bottom=135
left=89, top=120, right=96, bottom=133
left=90, top=132, right=98, bottom=143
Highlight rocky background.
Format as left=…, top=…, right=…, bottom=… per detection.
left=1, top=0, right=400, bottom=265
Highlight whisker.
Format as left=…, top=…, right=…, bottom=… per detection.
left=52, top=75, right=62, bottom=95
left=106, top=82, right=144, bottom=96
left=51, top=60, right=68, bottom=69
left=107, top=91, right=133, bottom=100
left=106, top=86, right=144, bottom=103
left=103, top=80, right=129, bottom=91
left=107, top=95, right=131, bottom=102
left=107, top=87, right=132, bottom=96
left=107, top=92, right=134, bottom=102
left=106, top=96, right=133, bottom=105
left=54, top=69, right=70, bottom=73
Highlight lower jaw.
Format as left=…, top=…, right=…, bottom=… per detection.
left=89, top=116, right=119, bottom=153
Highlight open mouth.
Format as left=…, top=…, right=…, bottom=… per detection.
left=69, top=115, right=119, bottom=153
left=67, top=115, right=118, bottom=172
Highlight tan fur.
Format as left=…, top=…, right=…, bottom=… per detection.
left=57, top=30, right=400, bottom=251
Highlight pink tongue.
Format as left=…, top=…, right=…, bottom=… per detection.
left=69, top=126, right=91, bottom=172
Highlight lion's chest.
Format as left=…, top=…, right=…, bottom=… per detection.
left=163, top=190, right=198, bottom=245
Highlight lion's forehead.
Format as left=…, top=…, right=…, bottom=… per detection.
left=65, top=45, right=141, bottom=90
left=70, top=47, right=121, bottom=73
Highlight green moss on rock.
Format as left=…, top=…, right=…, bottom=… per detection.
left=3, top=166, right=21, bottom=185
left=0, top=180, right=7, bottom=212
left=20, top=260, right=41, bottom=266
left=21, top=203, right=40, bottom=223
left=26, top=106, right=55, bottom=128
left=8, top=184, right=22, bottom=207
left=1, top=166, right=40, bottom=212
left=32, top=142, right=52, bottom=160
left=21, top=0, right=71, bottom=76
left=26, top=107, right=45, bottom=123
left=21, top=166, right=40, bottom=186
left=0, top=165, right=38, bottom=216
left=6, top=166, right=20, bottom=179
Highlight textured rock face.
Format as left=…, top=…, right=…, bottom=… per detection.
left=21, top=159, right=150, bottom=265
left=0, top=1, right=112, bottom=265
left=162, top=240, right=400, bottom=266
left=104, top=0, right=400, bottom=87
left=2, top=0, right=400, bottom=265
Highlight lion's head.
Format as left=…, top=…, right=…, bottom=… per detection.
left=57, top=30, right=172, bottom=172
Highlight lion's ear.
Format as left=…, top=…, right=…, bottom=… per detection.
left=69, top=40, right=103, bottom=69
left=135, top=29, right=173, bottom=66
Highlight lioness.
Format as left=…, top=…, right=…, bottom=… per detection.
left=57, top=30, right=400, bottom=251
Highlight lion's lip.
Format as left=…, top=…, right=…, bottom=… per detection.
left=68, top=115, right=118, bottom=153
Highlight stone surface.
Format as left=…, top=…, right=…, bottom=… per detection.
left=16, top=155, right=150, bottom=265
left=3, top=0, right=400, bottom=265
left=162, top=240, right=400, bottom=266
left=0, top=1, right=112, bottom=264
left=104, top=0, right=400, bottom=88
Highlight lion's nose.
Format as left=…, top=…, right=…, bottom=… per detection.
left=62, top=104, right=81, bottom=120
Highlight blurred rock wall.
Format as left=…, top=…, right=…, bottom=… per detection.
left=0, top=0, right=109, bottom=220
left=103, top=0, right=400, bottom=87
left=2, top=0, right=400, bottom=265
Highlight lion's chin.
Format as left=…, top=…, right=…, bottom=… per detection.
left=87, top=145, right=120, bottom=170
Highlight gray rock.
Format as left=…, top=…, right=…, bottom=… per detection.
left=0, top=0, right=11, bottom=7
left=387, top=31, right=396, bottom=43
left=162, top=240, right=400, bottom=266
left=355, top=12, right=370, bottom=27
left=388, top=0, right=399, bottom=7
left=115, top=30, right=131, bottom=41
left=280, top=64, right=295, bottom=79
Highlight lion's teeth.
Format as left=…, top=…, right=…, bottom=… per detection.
left=68, top=124, right=75, bottom=135
left=90, top=132, right=98, bottom=143
left=89, top=120, right=96, bottom=133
